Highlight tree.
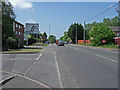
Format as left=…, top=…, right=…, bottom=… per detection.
left=68, top=23, right=84, bottom=43
left=89, top=24, right=115, bottom=46
left=2, top=1, right=16, bottom=50
left=103, top=18, right=112, bottom=26
left=111, top=16, right=119, bottom=26
left=48, top=35, right=56, bottom=43
left=43, top=32, right=47, bottom=43
left=60, top=31, right=70, bottom=42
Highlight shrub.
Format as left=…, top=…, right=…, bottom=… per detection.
left=7, top=37, right=19, bottom=49
left=89, top=24, right=115, bottom=46
left=28, top=37, right=36, bottom=45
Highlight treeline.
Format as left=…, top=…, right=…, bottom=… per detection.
left=85, top=16, right=119, bottom=39
left=2, top=1, right=17, bottom=50
left=60, top=16, right=118, bottom=44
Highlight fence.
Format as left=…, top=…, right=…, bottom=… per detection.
left=78, top=40, right=91, bottom=44
left=78, top=39, right=120, bottom=45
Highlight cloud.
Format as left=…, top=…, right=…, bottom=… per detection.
left=9, top=0, right=33, bottom=9
left=25, top=19, right=38, bottom=23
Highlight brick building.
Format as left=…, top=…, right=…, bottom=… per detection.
left=13, top=21, right=24, bottom=47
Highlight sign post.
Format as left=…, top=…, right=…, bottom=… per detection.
left=25, top=23, right=39, bottom=46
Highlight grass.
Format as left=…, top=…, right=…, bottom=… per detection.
left=77, top=43, right=118, bottom=49
left=43, top=44, right=48, bottom=46
left=77, top=43, right=92, bottom=46
left=30, top=43, right=48, bottom=47
left=2, top=48, right=42, bottom=54
left=97, top=44, right=118, bottom=49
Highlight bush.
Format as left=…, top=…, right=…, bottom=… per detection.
left=7, top=37, right=19, bottom=49
left=28, top=37, right=36, bottom=45
left=89, top=24, right=115, bottom=46
left=24, top=40, right=27, bottom=45
left=20, top=44, right=24, bottom=48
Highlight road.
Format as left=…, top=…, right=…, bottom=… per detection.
left=1, top=44, right=118, bottom=88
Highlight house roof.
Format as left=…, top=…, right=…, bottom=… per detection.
left=15, top=21, right=24, bottom=26
left=109, top=26, right=120, bottom=32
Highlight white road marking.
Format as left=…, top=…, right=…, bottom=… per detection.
left=95, top=54, right=118, bottom=63
left=54, top=50, right=63, bottom=88
left=0, top=70, right=50, bottom=88
left=68, top=45, right=118, bottom=63
left=24, top=53, right=43, bottom=76
left=70, top=44, right=118, bottom=54
left=74, top=47, right=79, bottom=50
left=0, top=75, right=17, bottom=85
left=35, top=54, right=43, bottom=61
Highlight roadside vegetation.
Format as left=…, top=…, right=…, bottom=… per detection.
left=2, top=47, right=42, bottom=54
left=77, top=43, right=118, bottom=49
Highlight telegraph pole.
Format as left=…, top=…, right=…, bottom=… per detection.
left=76, top=25, right=77, bottom=44
left=49, top=24, right=51, bottom=36
left=83, top=21, right=86, bottom=43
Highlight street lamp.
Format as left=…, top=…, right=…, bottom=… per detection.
left=76, top=25, right=77, bottom=44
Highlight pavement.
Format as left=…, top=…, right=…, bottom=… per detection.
left=0, top=44, right=118, bottom=88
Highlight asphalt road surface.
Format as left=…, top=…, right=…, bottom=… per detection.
left=1, top=44, right=118, bottom=88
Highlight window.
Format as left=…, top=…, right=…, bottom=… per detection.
left=16, top=24, right=17, bottom=28
left=16, top=31, right=17, bottom=34
left=19, top=25, right=21, bottom=29
left=19, top=32, right=20, bottom=35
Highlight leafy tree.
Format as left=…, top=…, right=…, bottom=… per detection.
left=7, top=37, right=18, bottom=49
left=60, top=31, right=70, bottom=42
left=68, top=23, right=84, bottom=43
left=111, top=16, right=119, bottom=26
left=89, top=24, right=115, bottom=46
left=48, top=35, right=56, bottom=43
left=2, top=1, right=16, bottom=50
left=103, top=18, right=112, bottom=26
left=43, top=32, right=47, bottom=43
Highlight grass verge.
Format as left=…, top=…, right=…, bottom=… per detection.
left=77, top=43, right=118, bottom=49
left=2, top=48, right=42, bottom=54
left=30, top=43, right=48, bottom=47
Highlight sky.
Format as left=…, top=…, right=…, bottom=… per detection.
left=9, top=0, right=118, bottom=39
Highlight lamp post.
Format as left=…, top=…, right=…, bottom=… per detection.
left=49, top=24, right=51, bottom=37
left=76, top=25, right=77, bottom=44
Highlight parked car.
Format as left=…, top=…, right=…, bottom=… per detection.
left=56, top=40, right=59, bottom=44
left=69, top=41, right=72, bottom=44
left=46, top=41, right=50, bottom=44
left=58, top=41, right=64, bottom=46
left=64, top=42, right=68, bottom=44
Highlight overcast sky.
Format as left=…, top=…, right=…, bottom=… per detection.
left=9, top=0, right=118, bottom=39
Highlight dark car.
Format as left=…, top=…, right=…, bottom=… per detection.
left=58, top=41, right=64, bottom=46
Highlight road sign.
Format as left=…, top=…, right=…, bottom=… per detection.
left=25, top=23, right=39, bottom=34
